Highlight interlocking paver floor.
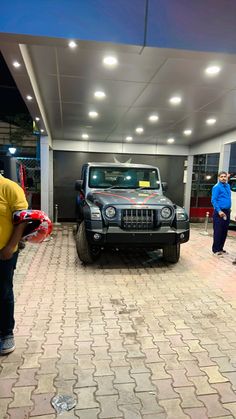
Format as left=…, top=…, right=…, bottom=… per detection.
left=1, top=223, right=236, bottom=418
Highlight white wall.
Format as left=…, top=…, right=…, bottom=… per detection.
left=53, top=130, right=236, bottom=157
left=190, top=130, right=236, bottom=155
left=40, top=136, right=53, bottom=219
left=53, top=139, right=189, bottom=156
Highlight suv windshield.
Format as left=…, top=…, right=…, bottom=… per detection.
left=89, top=167, right=160, bottom=189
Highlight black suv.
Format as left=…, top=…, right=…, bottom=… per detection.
left=75, top=162, right=189, bottom=264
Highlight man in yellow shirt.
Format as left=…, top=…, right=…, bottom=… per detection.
left=0, top=174, right=28, bottom=355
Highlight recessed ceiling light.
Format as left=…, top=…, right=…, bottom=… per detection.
left=205, top=65, right=221, bottom=75
left=68, top=40, right=77, bottom=48
left=169, top=96, right=182, bottom=105
left=183, top=129, right=192, bottom=136
left=206, top=118, right=216, bottom=125
left=94, top=91, right=106, bottom=99
left=35, top=117, right=40, bottom=121
left=126, top=136, right=133, bottom=141
left=135, top=127, right=144, bottom=134
left=148, top=114, right=159, bottom=122
left=40, top=129, right=44, bottom=133
left=167, top=138, right=175, bottom=143
left=88, top=111, right=98, bottom=118
left=103, top=56, right=118, bottom=66
left=13, top=61, right=21, bottom=68
left=26, top=95, right=33, bottom=101
left=82, top=133, right=89, bottom=139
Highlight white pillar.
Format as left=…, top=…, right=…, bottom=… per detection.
left=49, top=148, right=54, bottom=220
left=40, top=136, right=53, bottom=219
left=183, top=155, right=193, bottom=216
left=219, top=143, right=231, bottom=173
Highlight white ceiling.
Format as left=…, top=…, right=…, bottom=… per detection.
left=1, top=34, right=236, bottom=147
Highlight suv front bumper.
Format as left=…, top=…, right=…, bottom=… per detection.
left=86, top=225, right=189, bottom=247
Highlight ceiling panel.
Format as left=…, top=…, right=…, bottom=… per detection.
left=199, top=90, right=236, bottom=114
left=36, top=75, right=59, bottom=102
left=45, top=101, right=62, bottom=136
left=106, top=132, right=173, bottom=145
left=59, top=77, right=146, bottom=106
left=151, top=57, right=236, bottom=89
left=173, top=111, right=236, bottom=142
left=29, top=45, right=57, bottom=75
left=57, top=46, right=167, bottom=82
left=117, top=107, right=189, bottom=128
left=2, top=36, right=236, bottom=147
left=1, top=44, right=29, bottom=77
left=62, top=102, right=127, bottom=134
left=61, top=130, right=107, bottom=142
left=133, top=83, right=227, bottom=113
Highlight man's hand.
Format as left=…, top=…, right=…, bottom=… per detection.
left=218, top=211, right=226, bottom=218
left=0, top=246, right=14, bottom=260
left=1, top=221, right=28, bottom=259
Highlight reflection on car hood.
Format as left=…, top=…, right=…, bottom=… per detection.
left=87, top=189, right=173, bottom=207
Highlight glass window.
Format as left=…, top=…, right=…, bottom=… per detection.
left=191, top=153, right=219, bottom=208
left=229, top=143, right=236, bottom=175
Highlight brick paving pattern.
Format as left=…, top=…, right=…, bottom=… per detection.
left=1, top=223, right=236, bottom=418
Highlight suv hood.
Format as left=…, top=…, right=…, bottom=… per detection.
left=87, top=189, right=173, bottom=207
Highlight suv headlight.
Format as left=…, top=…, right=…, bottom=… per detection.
left=91, top=207, right=102, bottom=220
left=105, top=206, right=116, bottom=218
left=160, top=206, right=172, bottom=219
left=176, top=208, right=188, bottom=221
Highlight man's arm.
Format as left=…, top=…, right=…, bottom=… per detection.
left=211, top=185, right=221, bottom=213
left=211, top=185, right=226, bottom=218
left=0, top=223, right=28, bottom=260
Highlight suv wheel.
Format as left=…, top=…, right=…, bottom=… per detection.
left=163, top=243, right=180, bottom=263
left=76, top=221, right=101, bottom=264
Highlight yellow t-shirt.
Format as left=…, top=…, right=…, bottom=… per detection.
left=0, top=175, right=28, bottom=251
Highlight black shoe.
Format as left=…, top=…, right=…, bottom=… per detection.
left=0, top=335, right=15, bottom=355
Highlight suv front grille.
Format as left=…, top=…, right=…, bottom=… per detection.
left=121, top=209, right=155, bottom=230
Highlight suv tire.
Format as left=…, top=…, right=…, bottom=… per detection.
left=76, top=221, right=101, bottom=264
left=163, top=243, right=180, bottom=263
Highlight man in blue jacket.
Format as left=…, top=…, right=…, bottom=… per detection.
left=211, top=171, right=231, bottom=257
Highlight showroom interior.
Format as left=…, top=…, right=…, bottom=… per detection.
left=2, top=2, right=236, bottom=418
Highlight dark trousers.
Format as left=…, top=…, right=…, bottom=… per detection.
left=0, top=252, right=18, bottom=336
left=212, top=209, right=230, bottom=253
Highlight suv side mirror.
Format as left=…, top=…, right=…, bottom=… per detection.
left=75, top=180, right=83, bottom=191
left=162, top=182, right=168, bottom=192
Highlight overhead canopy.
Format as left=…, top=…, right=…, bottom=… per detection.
left=1, top=0, right=236, bottom=149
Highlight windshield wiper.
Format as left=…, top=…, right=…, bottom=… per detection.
left=104, top=185, right=122, bottom=190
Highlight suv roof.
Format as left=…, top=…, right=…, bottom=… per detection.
left=86, top=162, right=157, bottom=169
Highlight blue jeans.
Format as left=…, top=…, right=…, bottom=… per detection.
left=0, top=252, right=18, bottom=337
